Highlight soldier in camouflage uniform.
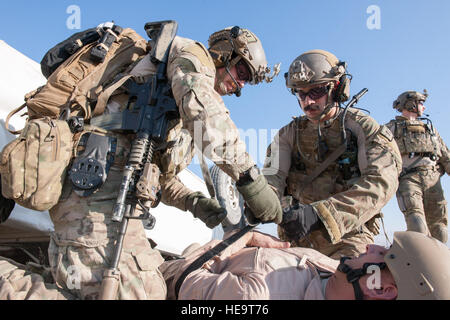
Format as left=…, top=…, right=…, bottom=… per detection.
left=263, top=50, right=402, bottom=259
left=0, top=256, right=74, bottom=300
left=385, top=90, right=450, bottom=243
left=48, top=26, right=282, bottom=299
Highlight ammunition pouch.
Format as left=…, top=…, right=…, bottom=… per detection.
left=394, top=120, right=438, bottom=156
left=69, top=132, right=117, bottom=197
left=0, top=118, right=74, bottom=211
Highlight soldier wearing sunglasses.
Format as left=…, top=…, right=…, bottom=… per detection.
left=263, top=50, right=402, bottom=258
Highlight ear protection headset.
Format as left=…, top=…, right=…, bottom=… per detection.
left=333, top=63, right=351, bottom=103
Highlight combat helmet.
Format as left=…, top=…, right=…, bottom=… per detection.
left=385, top=231, right=450, bottom=300
left=393, top=90, right=428, bottom=113
left=285, top=49, right=350, bottom=103
left=208, top=26, right=279, bottom=86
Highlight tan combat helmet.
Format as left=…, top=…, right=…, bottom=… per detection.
left=385, top=231, right=450, bottom=300
left=393, top=90, right=428, bottom=113
left=285, top=49, right=350, bottom=103
left=208, top=26, right=279, bottom=85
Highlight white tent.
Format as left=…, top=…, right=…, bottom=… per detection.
left=0, top=40, right=217, bottom=256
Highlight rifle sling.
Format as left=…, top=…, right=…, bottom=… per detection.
left=174, top=224, right=256, bottom=299
left=301, top=142, right=347, bottom=186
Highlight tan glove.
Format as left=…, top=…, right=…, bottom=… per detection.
left=236, top=171, right=283, bottom=224
left=185, top=192, right=226, bottom=229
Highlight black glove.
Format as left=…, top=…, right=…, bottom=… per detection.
left=185, top=192, right=227, bottom=229
left=279, top=203, right=323, bottom=241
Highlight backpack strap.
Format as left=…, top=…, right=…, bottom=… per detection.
left=5, top=102, right=27, bottom=135
left=92, top=74, right=134, bottom=118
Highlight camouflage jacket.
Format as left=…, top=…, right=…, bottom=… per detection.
left=263, top=108, right=402, bottom=244
left=104, top=35, right=256, bottom=211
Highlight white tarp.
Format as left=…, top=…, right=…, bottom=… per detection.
left=0, top=40, right=215, bottom=256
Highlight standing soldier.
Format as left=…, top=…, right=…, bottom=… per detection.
left=48, top=25, right=282, bottom=300
left=385, top=90, right=450, bottom=243
left=263, top=50, right=402, bottom=259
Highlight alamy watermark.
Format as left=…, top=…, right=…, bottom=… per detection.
left=366, top=5, right=381, bottom=30
left=66, top=5, right=81, bottom=30
left=176, top=120, right=280, bottom=171
left=366, top=265, right=382, bottom=290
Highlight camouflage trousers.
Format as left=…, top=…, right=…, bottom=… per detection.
left=48, top=162, right=167, bottom=300
left=278, top=224, right=375, bottom=259
left=0, top=256, right=74, bottom=300
left=396, top=167, right=448, bottom=243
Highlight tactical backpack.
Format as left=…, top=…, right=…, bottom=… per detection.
left=1, top=24, right=149, bottom=211
left=6, top=24, right=148, bottom=128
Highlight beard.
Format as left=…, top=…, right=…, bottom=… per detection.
left=214, top=80, right=237, bottom=96
left=214, top=72, right=228, bottom=96
left=218, top=82, right=228, bottom=96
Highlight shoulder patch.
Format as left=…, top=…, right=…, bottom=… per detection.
left=182, top=42, right=215, bottom=71
left=378, top=125, right=394, bottom=142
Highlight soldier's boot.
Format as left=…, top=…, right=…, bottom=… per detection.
left=429, top=223, right=448, bottom=243
left=405, top=213, right=430, bottom=236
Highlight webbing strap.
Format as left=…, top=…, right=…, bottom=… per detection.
left=301, top=142, right=347, bottom=186
left=5, top=102, right=27, bottom=135
left=174, top=224, right=256, bottom=299
left=92, top=74, right=133, bottom=117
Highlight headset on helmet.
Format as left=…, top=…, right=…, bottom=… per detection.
left=208, top=26, right=280, bottom=86
left=393, top=89, right=428, bottom=113
left=285, top=49, right=351, bottom=103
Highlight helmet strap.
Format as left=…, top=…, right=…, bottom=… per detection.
left=406, top=102, right=419, bottom=114
left=224, top=60, right=242, bottom=97
left=337, top=257, right=387, bottom=300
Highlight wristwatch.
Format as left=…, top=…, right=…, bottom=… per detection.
left=236, top=166, right=260, bottom=186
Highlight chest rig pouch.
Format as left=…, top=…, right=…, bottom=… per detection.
left=288, top=117, right=361, bottom=197
left=337, top=129, right=360, bottom=181
left=69, top=132, right=117, bottom=197
left=395, top=119, right=437, bottom=156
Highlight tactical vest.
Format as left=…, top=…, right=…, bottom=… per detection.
left=389, top=118, right=440, bottom=157
left=287, top=114, right=360, bottom=203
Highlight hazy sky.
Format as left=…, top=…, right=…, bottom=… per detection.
left=1, top=0, right=449, bottom=246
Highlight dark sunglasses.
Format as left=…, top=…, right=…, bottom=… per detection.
left=235, top=60, right=251, bottom=82
left=295, top=85, right=330, bottom=101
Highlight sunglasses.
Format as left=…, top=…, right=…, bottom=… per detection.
left=235, top=60, right=251, bottom=82
left=294, top=85, right=330, bottom=101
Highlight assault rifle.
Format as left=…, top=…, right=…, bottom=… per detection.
left=98, top=20, right=179, bottom=300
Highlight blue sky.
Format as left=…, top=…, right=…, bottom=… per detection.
left=1, top=0, right=449, bottom=245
